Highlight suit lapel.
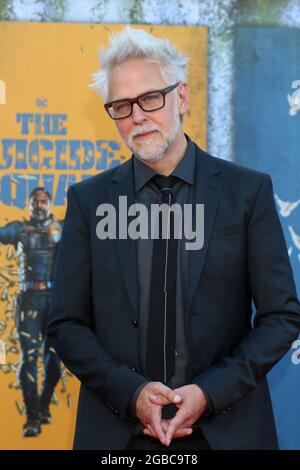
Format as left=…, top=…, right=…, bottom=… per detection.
left=187, top=147, right=223, bottom=307
left=109, top=157, right=138, bottom=317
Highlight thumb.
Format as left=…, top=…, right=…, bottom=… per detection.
left=149, top=392, right=182, bottom=406
left=153, top=383, right=182, bottom=403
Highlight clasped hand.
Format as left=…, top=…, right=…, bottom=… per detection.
left=135, top=382, right=208, bottom=447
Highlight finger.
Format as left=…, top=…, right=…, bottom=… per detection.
left=146, top=424, right=155, bottom=436
left=150, top=407, right=166, bottom=445
left=171, top=428, right=193, bottom=439
left=162, top=418, right=193, bottom=439
left=143, top=427, right=152, bottom=437
left=144, top=425, right=192, bottom=440
left=145, top=422, right=164, bottom=440
left=148, top=394, right=172, bottom=406
left=165, top=409, right=188, bottom=446
left=151, top=383, right=182, bottom=405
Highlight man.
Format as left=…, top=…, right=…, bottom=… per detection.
left=47, top=27, right=300, bottom=450
left=0, top=187, right=62, bottom=437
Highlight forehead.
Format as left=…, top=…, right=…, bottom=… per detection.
left=31, top=191, right=49, bottom=200
left=108, top=58, right=168, bottom=101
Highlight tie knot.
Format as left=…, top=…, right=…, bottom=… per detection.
left=152, top=174, right=177, bottom=194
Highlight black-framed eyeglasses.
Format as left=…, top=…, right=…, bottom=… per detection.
left=104, top=82, right=180, bottom=120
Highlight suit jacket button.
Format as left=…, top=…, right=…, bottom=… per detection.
left=132, top=319, right=138, bottom=327
left=130, top=365, right=137, bottom=372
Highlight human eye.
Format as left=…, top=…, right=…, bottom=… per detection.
left=142, top=92, right=161, bottom=103
left=140, top=92, right=162, bottom=110
left=113, top=101, right=130, bottom=113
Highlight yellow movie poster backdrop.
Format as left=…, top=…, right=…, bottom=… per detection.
left=0, top=22, right=207, bottom=449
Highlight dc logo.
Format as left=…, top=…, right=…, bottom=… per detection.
left=36, top=97, right=48, bottom=108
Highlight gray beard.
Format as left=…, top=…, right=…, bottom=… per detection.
left=128, top=114, right=181, bottom=162
left=131, top=139, right=169, bottom=162
left=128, top=126, right=180, bottom=162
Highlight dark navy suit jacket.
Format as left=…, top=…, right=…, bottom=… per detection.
left=47, top=142, right=300, bottom=449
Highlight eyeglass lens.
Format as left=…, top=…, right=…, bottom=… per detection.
left=109, top=91, right=164, bottom=119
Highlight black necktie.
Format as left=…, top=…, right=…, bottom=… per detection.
left=145, top=174, right=178, bottom=383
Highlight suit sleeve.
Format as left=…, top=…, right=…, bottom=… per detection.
left=47, top=186, right=147, bottom=422
left=192, top=174, right=300, bottom=416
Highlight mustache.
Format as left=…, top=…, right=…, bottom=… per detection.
left=129, top=125, right=160, bottom=139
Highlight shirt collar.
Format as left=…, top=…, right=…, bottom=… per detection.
left=133, top=133, right=196, bottom=193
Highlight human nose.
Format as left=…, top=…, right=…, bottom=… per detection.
left=131, top=102, right=147, bottom=124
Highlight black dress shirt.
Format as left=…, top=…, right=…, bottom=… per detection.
left=128, top=134, right=212, bottom=435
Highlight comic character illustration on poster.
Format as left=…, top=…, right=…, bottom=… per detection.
left=0, top=187, right=63, bottom=437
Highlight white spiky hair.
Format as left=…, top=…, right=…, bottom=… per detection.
left=90, top=26, right=189, bottom=101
